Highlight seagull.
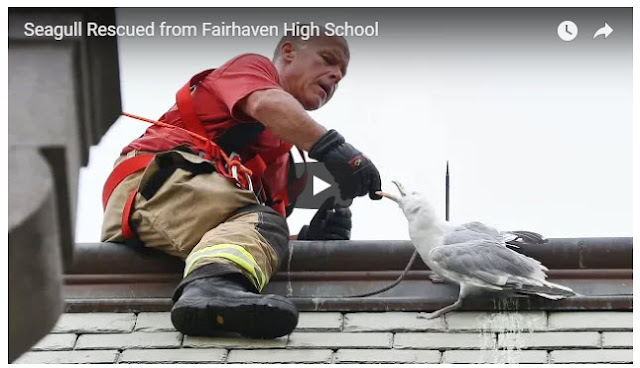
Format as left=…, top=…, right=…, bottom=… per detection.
left=377, top=181, right=576, bottom=319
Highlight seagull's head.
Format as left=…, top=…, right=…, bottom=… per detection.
left=376, top=181, right=436, bottom=222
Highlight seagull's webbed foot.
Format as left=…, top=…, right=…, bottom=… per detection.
left=418, top=298, right=464, bottom=319
left=417, top=311, right=441, bottom=320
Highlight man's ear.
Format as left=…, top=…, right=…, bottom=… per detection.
left=281, top=42, right=296, bottom=62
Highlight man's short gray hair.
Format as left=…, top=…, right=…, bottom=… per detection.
left=272, top=24, right=349, bottom=61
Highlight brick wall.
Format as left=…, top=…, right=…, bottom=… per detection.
left=14, top=311, right=633, bottom=364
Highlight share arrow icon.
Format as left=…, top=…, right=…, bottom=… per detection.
left=593, top=22, right=613, bottom=39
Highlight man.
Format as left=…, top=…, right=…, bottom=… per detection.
left=101, top=29, right=381, bottom=339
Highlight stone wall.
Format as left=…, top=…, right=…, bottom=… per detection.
left=15, top=311, right=633, bottom=364
left=8, top=9, right=121, bottom=362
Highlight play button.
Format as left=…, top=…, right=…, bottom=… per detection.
left=291, top=161, right=353, bottom=209
left=313, top=176, right=331, bottom=196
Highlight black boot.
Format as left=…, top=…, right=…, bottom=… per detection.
left=171, top=264, right=298, bottom=339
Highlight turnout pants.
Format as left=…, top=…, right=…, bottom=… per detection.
left=101, top=150, right=290, bottom=292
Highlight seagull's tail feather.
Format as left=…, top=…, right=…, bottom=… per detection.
left=533, top=293, right=566, bottom=300
left=503, top=230, right=548, bottom=246
left=504, top=279, right=577, bottom=300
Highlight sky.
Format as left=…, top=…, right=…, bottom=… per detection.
left=75, top=7, right=633, bottom=242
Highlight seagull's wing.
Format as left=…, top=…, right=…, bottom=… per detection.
left=445, top=222, right=505, bottom=245
left=430, top=240, right=548, bottom=287
left=447, top=222, right=547, bottom=249
left=430, top=240, right=575, bottom=298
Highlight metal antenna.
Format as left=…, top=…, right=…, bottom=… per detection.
left=445, top=161, right=450, bottom=221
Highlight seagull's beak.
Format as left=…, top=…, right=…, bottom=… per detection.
left=375, top=181, right=407, bottom=203
left=392, top=181, right=407, bottom=197
left=375, top=191, right=398, bottom=202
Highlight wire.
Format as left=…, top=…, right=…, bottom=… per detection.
left=313, top=250, right=419, bottom=299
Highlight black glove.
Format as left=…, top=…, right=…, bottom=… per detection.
left=309, top=130, right=382, bottom=200
left=298, top=197, right=352, bottom=240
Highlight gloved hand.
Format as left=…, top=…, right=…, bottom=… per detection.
left=309, top=130, right=382, bottom=200
left=298, top=197, right=352, bottom=240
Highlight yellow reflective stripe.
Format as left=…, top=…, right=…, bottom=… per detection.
left=184, top=248, right=265, bottom=290
left=214, top=253, right=263, bottom=289
left=184, top=244, right=266, bottom=290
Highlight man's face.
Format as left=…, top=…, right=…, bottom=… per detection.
left=279, top=37, right=350, bottom=110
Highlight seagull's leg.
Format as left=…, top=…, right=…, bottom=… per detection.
left=418, top=298, right=464, bottom=320
left=418, top=283, right=470, bottom=319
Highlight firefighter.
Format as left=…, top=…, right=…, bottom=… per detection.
left=101, top=29, right=381, bottom=338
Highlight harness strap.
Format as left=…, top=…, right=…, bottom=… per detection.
left=262, top=142, right=294, bottom=163
left=244, top=142, right=294, bottom=179
left=175, top=69, right=214, bottom=139
left=102, top=154, right=155, bottom=239
left=243, top=155, right=267, bottom=179
left=102, top=154, right=155, bottom=209
left=121, top=189, right=139, bottom=239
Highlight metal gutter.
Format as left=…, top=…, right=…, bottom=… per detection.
left=64, top=237, right=632, bottom=312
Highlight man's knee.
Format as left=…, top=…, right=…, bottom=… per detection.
left=235, top=204, right=289, bottom=265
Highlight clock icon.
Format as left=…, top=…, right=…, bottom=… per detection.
left=558, top=21, right=578, bottom=41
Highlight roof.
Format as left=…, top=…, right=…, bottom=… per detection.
left=15, top=310, right=632, bottom=363
left=65, top=238, right=633, bottom=312
left=17, top=237, right=632, bottom=364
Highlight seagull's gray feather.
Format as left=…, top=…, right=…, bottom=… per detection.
left=446, top=222, right=547, bottom=249
left=503, top=230, right=548, bottom=246
left=445, top=222, right=504, bottom=244
left=430, top=239, right=548, bottom=286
